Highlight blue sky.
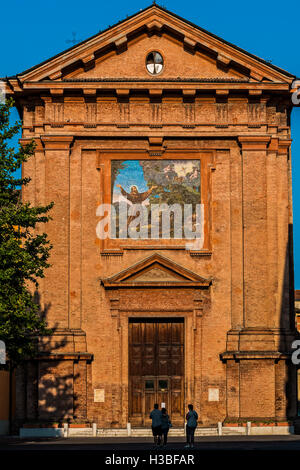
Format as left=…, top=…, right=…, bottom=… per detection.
left=113, top=161, right=149, bottom=199
left=1, top=0, right=299, bottom=284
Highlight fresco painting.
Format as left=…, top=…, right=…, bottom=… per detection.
left=111, top=159, right=201, bottom=238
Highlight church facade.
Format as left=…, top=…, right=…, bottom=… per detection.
left=3, top=5, right=299, bottom=429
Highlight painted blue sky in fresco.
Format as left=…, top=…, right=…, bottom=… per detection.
left=113, top=161, right=149, bottom=200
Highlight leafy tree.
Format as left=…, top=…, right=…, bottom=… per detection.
left=0, top=98, right=53, bottom=369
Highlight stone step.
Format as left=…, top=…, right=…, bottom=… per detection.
left=97, top=429, right=128, bottom=437
left=19, top=424, right=294, bottom=438
left=222, top=429, right=246, bottom=435
left=130, top=428, right=218, bottom=437
left=94, top=427, right=220, bottom=437
left=68, top=428, right=93, bottom=436
left=196, top=429, right=218, bottom=436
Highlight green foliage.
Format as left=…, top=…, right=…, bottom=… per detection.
left=0, top=98, right=53, bottom=368
left=148, top=182, right=200, bottom=206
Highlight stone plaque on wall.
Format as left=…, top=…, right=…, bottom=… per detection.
left=208, top=388, right=219, bottom=402
left=94, top=389, right=105, bottom=403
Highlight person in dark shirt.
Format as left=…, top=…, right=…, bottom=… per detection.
left=116, top=184, right=157, bottom=205
left=116, top=184, right=157, bottom=229
left=185, top=404, right=198, bottom=448
left=161, top=408, right=172, bottom=446
left=150, top=403, right=162, bottom=447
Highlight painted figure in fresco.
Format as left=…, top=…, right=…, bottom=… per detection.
left=116, top=184, right=158, bottom=229
left=116, top=184, right=157, bottom=205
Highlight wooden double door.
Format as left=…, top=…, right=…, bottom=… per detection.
left=129, top=319, right=184, bottom=427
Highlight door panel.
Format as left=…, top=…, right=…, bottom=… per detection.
left=129, top=320, right=184, bottom=427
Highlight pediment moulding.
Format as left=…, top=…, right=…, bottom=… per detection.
left=2, top=5, right=296, bottom=94
left=8, top=80, right=291, bottom=96
left=101, top=253, right=212, bottom=288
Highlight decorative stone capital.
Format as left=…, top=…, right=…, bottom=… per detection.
left=278, top=139, right=292, bottom=155
left=19, top=138, right=42, bottom=152
left=32, top=138, right=44, bottom=151
left=238, top=136, right=270, bottom=150
left=41, top=135, right=74, bottom=150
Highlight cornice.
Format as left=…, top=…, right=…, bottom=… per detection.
left=40, top=135, right=74, bottom=150
left=220, top=351, right=291, bottom=361
left=238, top=136, right=271, bottom=150
left=34, top=352, right=94, bottom=362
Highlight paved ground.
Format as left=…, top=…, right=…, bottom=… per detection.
left=1, top=434, right=300, bottom=450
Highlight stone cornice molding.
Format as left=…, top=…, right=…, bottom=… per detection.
left=238, top=136, right=271, bottom=150
left=34, top=352, right=94, bottom=362
left=41, top=135, right=74, bottom=150
left=220, top=351, right=291, bottom=362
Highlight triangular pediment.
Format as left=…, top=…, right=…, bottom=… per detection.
left=102, top=253, right=212, bottom=288
left=10, top=5, right=294, bottom=85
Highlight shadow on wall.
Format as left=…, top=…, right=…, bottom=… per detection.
left=13, top=290, right=81, bottom=432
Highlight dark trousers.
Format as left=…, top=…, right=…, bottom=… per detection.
left=186, top=425, right=196, bottom=444
left=162, top=429, right=169, bottom=445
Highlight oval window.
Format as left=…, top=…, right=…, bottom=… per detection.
left=146, top=51, right=164, bottom=75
